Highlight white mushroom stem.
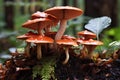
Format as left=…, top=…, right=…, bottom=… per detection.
left=55, top=19, right=67, bottom=40
left=25, top=42, right=31, bottom=57
left=37, top=44, right=42, bottom=60
left=63, top=47, right=69, bottom=64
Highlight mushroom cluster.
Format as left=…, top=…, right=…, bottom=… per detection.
left=17, top=6, right=103, bottom=64
left=77, top=30, right=103, bottom=58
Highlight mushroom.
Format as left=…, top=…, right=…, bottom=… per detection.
left=22, top=11, right=58, bottom=35
left=31, top=11, right=59, bottom=33
left=31, top=11, right=48, bottom=19
left=45, top=6, right=83, bottom=40
left=77, top=39, right=103, bottom=58
left=22, top=18, right=53, bottom=35
left=62, top=35, right=76, bottom=40
left=26, top=35, right=54, bottom=60
left=56, top=39, right=78, bottom=64
left=77, top=30, right=96, bottom=40
left=16, top=31, right=37, bottom=57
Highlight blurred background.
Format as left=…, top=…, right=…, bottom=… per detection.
left=0, top=0, right=120, bottom=62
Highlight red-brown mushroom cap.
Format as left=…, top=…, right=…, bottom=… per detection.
left=62, top=35, right=76, bottom=40
left=31, top=11, right=59, bottom=26
left=77, top=39, right=103, bottom=46
left=56, top=39, right=78, bottom=47
left=31, top=11, right=48, bottom=19
left=16, top=31, right=37, bottom=40
left=26, top=35, right=54, bottom=44
left=45, top=6, right=83, bottom=20
left=77, top=30, right=96, bottom=40
left=22, top=18, right=52, bottom=30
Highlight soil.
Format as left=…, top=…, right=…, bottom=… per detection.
left=1, top=47, right=120, bottom=80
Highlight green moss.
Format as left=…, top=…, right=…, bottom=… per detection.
left=32, top=56, right=57, bottom=80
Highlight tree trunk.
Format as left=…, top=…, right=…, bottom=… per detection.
left=84, top=0, right=118, bottom=27
left=4, top=0, right=14, bottom=30
left=62, top=0, right=68, bottom=6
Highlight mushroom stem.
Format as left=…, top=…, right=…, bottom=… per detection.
left=45, top=26, right=51, bottom=33
left=63, top=47, right=69, bottom=64
left=37, top=44, right=42, bottom=60
left=55, top=19, right=67, bottom=40
left=38, top=28, right=44, bottom=36
left=25, top=42, right=31, bottom=57
left=85, top=45, right=97, bottom=54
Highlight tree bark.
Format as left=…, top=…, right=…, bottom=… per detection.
left=63, top=0, right=68, bottom=6
left=84, top=0, right=118, bottom=27
left=4, top=0, right=14, bottom=30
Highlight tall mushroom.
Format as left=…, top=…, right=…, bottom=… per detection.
left=26, top=35, right=54, bottom=60
left=45, top=6, right=83, bottom=40
left=56, top=38, right=78, bottom=64
left=16, top=31, right=37, bottom=57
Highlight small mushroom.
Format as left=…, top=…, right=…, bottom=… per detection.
left=77, top=30, right=96, bottom=40
left=45, top=6, right=83, bottom=40
left=56, top=39, right=78, bottom=64
left=26, top=35, right=54, bottom=60
left=16, top=31, right=37, bottom=57
left=77, top=39, right=103, bottom=58
left=62, top=35, right=76, bottom=40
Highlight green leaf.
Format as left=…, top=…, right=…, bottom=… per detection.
left=105, top=41, right=120, bottom=58
left=85, top=16, right=111, bottom=40
left=108, top=41, right=120, bottom=51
